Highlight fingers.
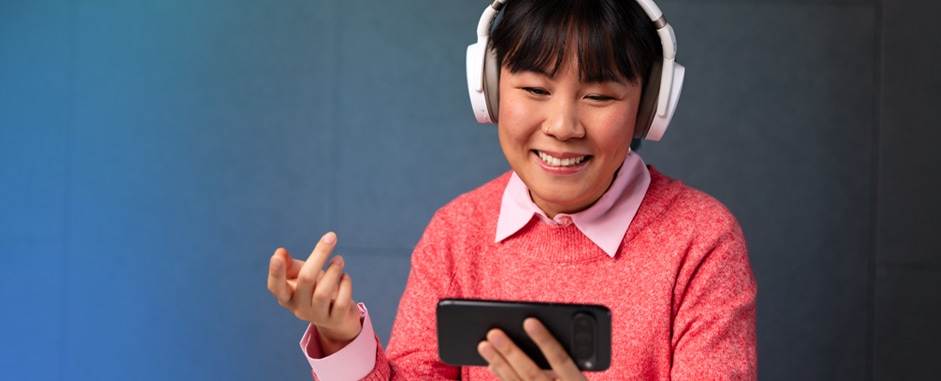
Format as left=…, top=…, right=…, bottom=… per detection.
left=478, top=338, right=519, bottom=381
left=524, top=318, right=584, bottom=380
left=267, top=231, right=361, bottom=349
left=311, top=255, right=346, bottom=319
left=293, top=232, right=339, bottom=309
left=478, top=321, right=586, bottom=381
left=267, top=248, right=292, bottom=304
left=479, top=329, right=553, bottom=381
left=306, top=232, right=338, bottom=272
left=335, top=271, right=357, bottom=316
left=284, top=256, right=305, bottom=279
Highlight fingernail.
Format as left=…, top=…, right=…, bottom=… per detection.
left=488, top=330, right=507, bottom=347
left=524, top=318, right=543, bottom=335
left=323, top=232, right=336, bottom=244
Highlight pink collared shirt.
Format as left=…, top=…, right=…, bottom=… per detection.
left=301, top=152, right=651, bottom=379
left=496, top=151, right=651, bottom=257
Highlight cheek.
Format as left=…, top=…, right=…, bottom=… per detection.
left=497, top=127, right=530, bottom=175
left=497, top=101, right=536, bottom=145
left=498, top=93, right=523, bottom=124
left=497, top=122, right=527, bottom=162
left=587, top=112, right=637, bottom=156
left=592, top=112, right=635, bottom=139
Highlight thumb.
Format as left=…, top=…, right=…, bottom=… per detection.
left=268, top=248, right=292, bottom=302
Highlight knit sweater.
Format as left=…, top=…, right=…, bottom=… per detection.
left=360, top=166, right=757, bottom=380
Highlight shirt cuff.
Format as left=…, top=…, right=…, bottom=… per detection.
left=299, top=303, right=378, bottom=380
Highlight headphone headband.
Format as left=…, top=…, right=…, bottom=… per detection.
left=466, top=0, right=685, bottom=141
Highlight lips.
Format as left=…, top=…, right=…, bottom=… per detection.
left=536, top=151, right=589, bottom=167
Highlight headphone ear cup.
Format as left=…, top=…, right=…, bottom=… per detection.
left=483, top=46, right=500, bottom=123
left=467, top=39, right=496, bottom=124
left=636, top=59, right=684, bottom=141
left=645, top=62, right=685, bottom=141
left=634, top=60, right=663, bottom=139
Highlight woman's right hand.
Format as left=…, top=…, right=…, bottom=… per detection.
left=267, top=232, right=362, bottom=355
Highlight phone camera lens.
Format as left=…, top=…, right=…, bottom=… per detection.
left=574, top=344, right=593, bottom=358
left=570, top=313, right=596, bottom=365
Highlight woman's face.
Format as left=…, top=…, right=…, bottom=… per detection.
left=497, top=54, right=642, bottom=218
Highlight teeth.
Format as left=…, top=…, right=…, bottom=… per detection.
left=537, top=151, right=586, bottom=167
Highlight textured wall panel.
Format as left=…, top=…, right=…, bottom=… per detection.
left=874, top=265, right=941, bottom=380
left=58, top=0, right=337, bottom=379
left=877, top=0, right=941, bottom=265
left=874, top=0, right=941, bottom=379
left=0, top=1, right=70, bottom=379
left=644, top=3, right=875, bottom=380
left=333, top=0, right=509, bottom=249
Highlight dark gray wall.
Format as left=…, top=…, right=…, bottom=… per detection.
left=1, top=0, right=938, bottom=380
left=874, top=0, right=941, bottom=379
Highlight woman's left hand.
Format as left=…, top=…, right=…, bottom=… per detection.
left=477, top=318, right=588, bottom=381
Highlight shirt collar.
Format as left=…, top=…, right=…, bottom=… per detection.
left=495, top=152, right=651, bottom=257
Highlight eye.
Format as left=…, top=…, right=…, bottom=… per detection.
left=521, top=87, right=550, bottom=96
left=585, top=94, right=615, bottom=102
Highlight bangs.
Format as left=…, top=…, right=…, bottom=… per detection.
left=491, top=0, right=657, bottom=85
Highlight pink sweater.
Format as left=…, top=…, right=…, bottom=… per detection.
left=359, top=167, right=757, bottom=380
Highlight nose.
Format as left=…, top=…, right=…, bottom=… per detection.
left=543, top=98, right=585, bottom=140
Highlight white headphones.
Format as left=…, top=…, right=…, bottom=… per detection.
left=466, top=0, right=685, bottom=141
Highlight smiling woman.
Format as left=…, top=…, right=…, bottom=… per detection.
left=490, top=0, right=659, bottom=220
left=267, top=0, right=756, bottom=380
left=497, top=59, right=640, bottom=218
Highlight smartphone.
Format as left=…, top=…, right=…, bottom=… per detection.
left=436, top=298, right=611, bottom=371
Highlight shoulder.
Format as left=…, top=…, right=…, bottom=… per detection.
left=413, top=171, right=510, bottom=244
left=412, top=172, right=511, bottom=261
left=632, top=167, right=753, bottom=290
left=430, top=171, right=511, bottom=223
left=635, top=166, right=744, bottom=244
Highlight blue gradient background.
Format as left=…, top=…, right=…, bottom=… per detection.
left=2, top=0, right=939, bottom=380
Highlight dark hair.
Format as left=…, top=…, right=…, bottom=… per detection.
left=490, top=0, right=662, bottom=85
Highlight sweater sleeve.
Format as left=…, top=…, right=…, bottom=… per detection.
left=670, top=216, right=758, bottom=380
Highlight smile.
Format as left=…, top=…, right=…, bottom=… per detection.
left=537, top=151, right=588, bottom=167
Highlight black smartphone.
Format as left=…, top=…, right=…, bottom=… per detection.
left=436, top=298, right=611, bottom=371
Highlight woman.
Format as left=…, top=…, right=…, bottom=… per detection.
left=268, top=0, right=757, bottom=379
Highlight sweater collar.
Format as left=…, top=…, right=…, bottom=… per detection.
left=495, top=152, right=651, bottom=257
